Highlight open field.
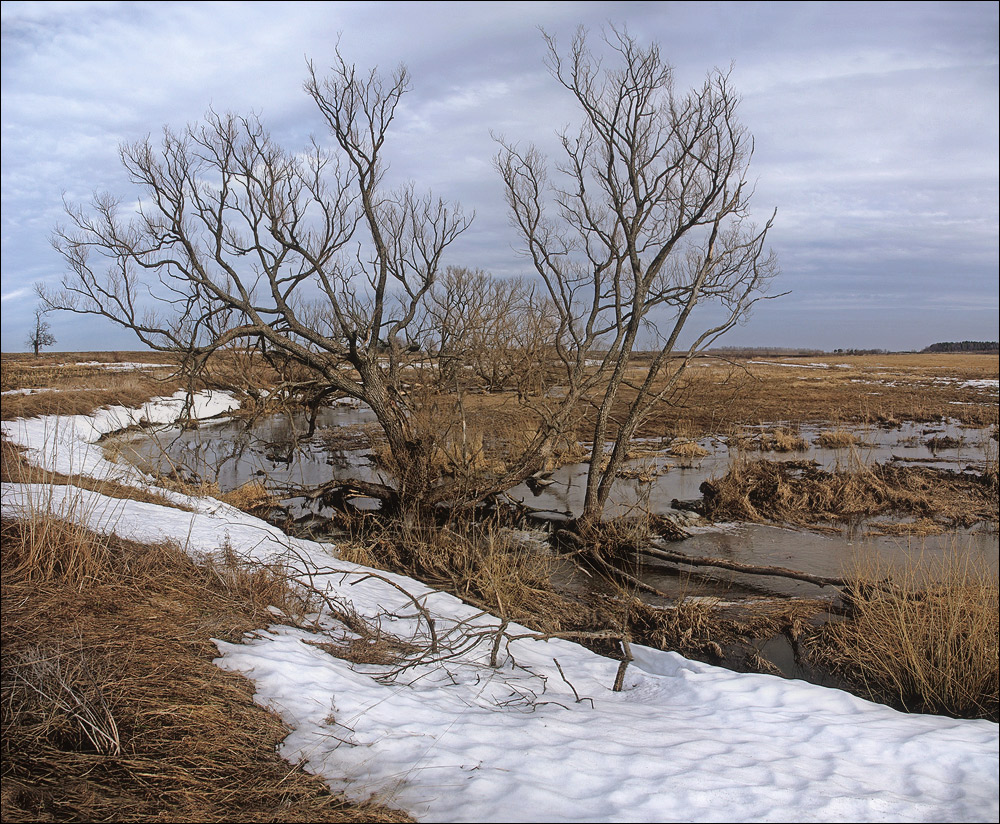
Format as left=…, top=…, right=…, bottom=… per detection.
left=1, top=352, right=183, bottom=421
left=632, top=352, right=999, bottom=436
left=4, top=350, right=997, bottom=429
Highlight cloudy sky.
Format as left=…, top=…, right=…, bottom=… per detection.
left=2, top=0, right=997, bottom=353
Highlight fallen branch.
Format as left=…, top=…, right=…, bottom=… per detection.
left=640, top=544, right=847, bottom=589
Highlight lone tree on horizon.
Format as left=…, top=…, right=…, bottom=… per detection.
left=25, top=307, right=56, bottom=357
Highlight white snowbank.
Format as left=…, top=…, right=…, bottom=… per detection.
left=0, top=389, right=239, bottom=484
left=748, top=361, right=830, bottom=369
left=1, top=393, right=997, bottom=823
left=72, top=360, right=175, bottom=370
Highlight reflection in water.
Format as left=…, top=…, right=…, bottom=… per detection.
left=123, top=408, right=998, bottom=600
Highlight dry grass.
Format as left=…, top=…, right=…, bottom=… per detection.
left=1, top=353, right=185, bottom=421
left=621, top=594, right=830, bottom=667
left=219, top=480, right=283, bottom=519
left=755, top=428, right=809, bottom=452
left=702, top=458, right=998, bottom=531
left=403, top=391, right=587, bottom=478
left=815, top=429, right=860, bottom=448
left=811, top=551, right=999, bottom=721
left=668, top=439, right=709, bottom=468
left=634, top=353, right=998, bottom=438
left=1, top=510, right=410, bottom=823
left=344, top=519, right=584, bottom=631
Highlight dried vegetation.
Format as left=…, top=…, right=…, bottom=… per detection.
left=0, top=510, right=410, bottom=823
left=1, top=353, right=183, bottom=421
left=702, top=457, right=998, bottom=533
left=810, top=552, right=999, bottom=721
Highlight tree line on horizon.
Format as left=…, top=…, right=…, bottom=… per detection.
left=920, top=341, right=999, bottom=354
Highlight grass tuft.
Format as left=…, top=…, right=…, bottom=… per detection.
left=702, top=458, right=998, bottom=530
left=812, top=551, right=999, bottom=721
left=815, top=429, right=860, bottom=448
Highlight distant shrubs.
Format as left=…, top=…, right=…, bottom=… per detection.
left=921, top=341, right=999, bottom=354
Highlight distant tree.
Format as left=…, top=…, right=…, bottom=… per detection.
left=25, top=307, right=56, bottom=357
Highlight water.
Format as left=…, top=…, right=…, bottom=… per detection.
left=122, top=407, right=998, bottom=601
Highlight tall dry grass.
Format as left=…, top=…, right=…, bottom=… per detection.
left=815, top=551, right=999, bottom=721
left=340, top=518, right=576, bottom=630
left=1, top=506, right=409, bottom=822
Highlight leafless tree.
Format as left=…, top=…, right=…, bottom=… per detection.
left=495, top=27, right=779, bottom=528
left=25, top=305, right=56, bottom=357
left=419, top=266, right=559, bottom=396
left=48, top=53, right=482, bottom=511
left=48, top=31, right=778, bottom=526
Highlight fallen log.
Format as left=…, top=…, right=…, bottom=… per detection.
left=640, top=543, right=847, bottom=589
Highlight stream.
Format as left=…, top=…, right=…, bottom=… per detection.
left=122, top=404, right=998, bottom=601
left=119, top=404, right=998, bottom=685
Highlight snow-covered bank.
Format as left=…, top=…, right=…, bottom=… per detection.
left=2, top=395, right=998, bottom=823
left=1, top=389, right=239, bottom=484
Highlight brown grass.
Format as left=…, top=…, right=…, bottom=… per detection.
left=811, top=551, right=999, bottom=721
left=1, top=511, right=410, bottom=822
left=634, top=353, right=999, bottom=438
left=220, top=480, right=283, bottom=519
left=345, top=519, right=585, bottom=631
left=756, top=428, right=809, bottom=452
left=622, top=594, right=830, bottom=667
left=1, top=353, right=185, bottom=421
left=702, top=458, right=998, bottom=530
left=815, top=429, right=860, bottom=448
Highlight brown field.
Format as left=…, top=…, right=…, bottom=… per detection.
left=4, top=350, right=996, bottom=432
left=633, top=353, right=999, bottom=437
left=1, top=352, right=183, bottom=421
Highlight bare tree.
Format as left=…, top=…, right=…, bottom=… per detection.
left=48, top=52, right=481, bottom=511
left=25, top=306, right=56, bottom=357
left=419, top=266, right=559, bottom=396
left=48, top=31, right=778, bottom=527
left=495, top=27, right=778, bottom=528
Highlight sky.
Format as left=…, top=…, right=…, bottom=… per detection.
left=2, top=381, right=998, bottom=822
left=1, top=0, right=998, bottom=353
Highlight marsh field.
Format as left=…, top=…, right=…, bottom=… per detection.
left=2, top=349, right=997, bottom=820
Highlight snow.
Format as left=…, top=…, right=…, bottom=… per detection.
left=71, top=360, right=175, bottom=370
left=1, top=389, right=239, bottom=483
left=1, top=386, right=61, bottom=396
left=748, top=360, right=831, bottom=369
left=2, top=393, right=998, bottom=823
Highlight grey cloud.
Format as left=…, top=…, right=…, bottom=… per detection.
left=2, top=1, right=996, bottom=352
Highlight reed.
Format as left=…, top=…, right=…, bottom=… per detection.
left=816, top=549, right=998, bottom=721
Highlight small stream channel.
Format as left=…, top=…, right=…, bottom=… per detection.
left=122, top=404, right=998, bottom=595
left=119, top=404, right=998, bottom=686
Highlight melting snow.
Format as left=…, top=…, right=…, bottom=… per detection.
left=1, top=393, right=997, bottom=823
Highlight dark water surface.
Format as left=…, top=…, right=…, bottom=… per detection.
left=123, top=406, right=998, bottom=603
